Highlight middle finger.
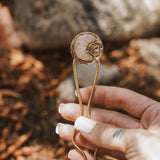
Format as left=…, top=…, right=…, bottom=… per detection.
left=59, top=103, right=140, bottom=129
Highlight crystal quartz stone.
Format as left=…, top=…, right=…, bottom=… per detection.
left=70, top=32, right=103, bottom=64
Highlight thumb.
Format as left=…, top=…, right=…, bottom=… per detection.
left=74, top=116, right=131, bottom=153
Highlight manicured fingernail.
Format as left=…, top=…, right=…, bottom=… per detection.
left=58, top=103, right=74, bottom=115
left=68, top=150, right=77, bottom=159
left=68, top=150, right=72, bottom=159
left=74, top=116, right=96, bottom=133
left=75, top=90, right=77, bottom=97
left=55, top=123, right=64, bottom=134
left=58, top=103, right=64, bottom=114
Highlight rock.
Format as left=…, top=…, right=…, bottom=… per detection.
left=77, top=62, right=120, bottom=87
left=147, top=66, right=160, bottom=82
left=13, top=0, right=160, bottom=50
left=57, top=63, right=120, bottom=102
left=0, top=6, right=22, bottom=48
left=57, top=76, right=75, bottom=102
left=130, top=38, right=160, bottom=67
left=130, top=38, right=160, bottom=82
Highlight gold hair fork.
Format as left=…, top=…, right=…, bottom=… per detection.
left=70, top=32, right=103, bottom=160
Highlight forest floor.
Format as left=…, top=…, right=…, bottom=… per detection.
left=1, top=2, right=160, bottom=160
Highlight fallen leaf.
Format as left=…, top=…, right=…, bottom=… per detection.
left=18, top=74, right=32, bottom=84
left=55, top=147, right=66, bottom=157
left=10, top=49, right=25, bottom=66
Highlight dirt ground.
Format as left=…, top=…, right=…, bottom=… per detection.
left=0, top=2, right=160, bottom=160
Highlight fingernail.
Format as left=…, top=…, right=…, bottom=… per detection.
left=55, top=123, right=64, bottom=134
left=74, top=116, right=96, bottom=134
left=68, top=150, right=77, bottom=159
left=58, top=103, right=74, bottom=115
left=68, top=150, right=72, bottom=159
left=75, top=90, right=77, bottom=97
left=58, top=103, right=64, bottom=114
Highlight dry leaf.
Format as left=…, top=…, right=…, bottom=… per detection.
left=14, top=122, right=22, bottom=132
left=18, top=74, right=32, bottom=84
left=110, top=50, right=124, bottom=59
left=0, top=140, right=6, bottom=152
left=12, top=102, right=25, bottom=110
left=55, top=147, right=66, bottom=157
left=10, top=49, right=25, bottom=66
left=16, top=155, right=26, bottom=160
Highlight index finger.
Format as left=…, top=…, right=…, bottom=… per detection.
left=80, top=86, right=158, bottom=118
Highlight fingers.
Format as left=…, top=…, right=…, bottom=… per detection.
left=74, top=116, right=133, bottom=153
left=56, top=123, right=95, bottom=150
left=68, top=149, right=107, bottom=160
left=80, top=86, right=158, bottom=118
left=56, top=123, right=126, bottom=160
left=59, top=103, right=140, bottom=129
left=56, top=117, right=131, bottom=157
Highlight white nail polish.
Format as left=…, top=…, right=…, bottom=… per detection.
left=58, top=103, right=64, bottom=114
left=74, top=116, right=96, bottom=134
left=55, top=123, right=63, bottom=134
left=75, top=90, right=77, bottom=97
left=68, top=150, right=72, bottom=159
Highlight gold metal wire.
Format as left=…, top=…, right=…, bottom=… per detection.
left=87, top=59, right=100, bottom=119
left=72, top=58, right=100, bottom=160
left=72, top=58, right=87, bottom=160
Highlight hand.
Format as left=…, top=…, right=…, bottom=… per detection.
left=56, top=86, right=160, bottom=160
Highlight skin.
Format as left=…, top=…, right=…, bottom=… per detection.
left=57, top=86, right=160, bottom=160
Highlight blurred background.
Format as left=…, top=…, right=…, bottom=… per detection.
left=0, top=0, right=160, bottom=159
